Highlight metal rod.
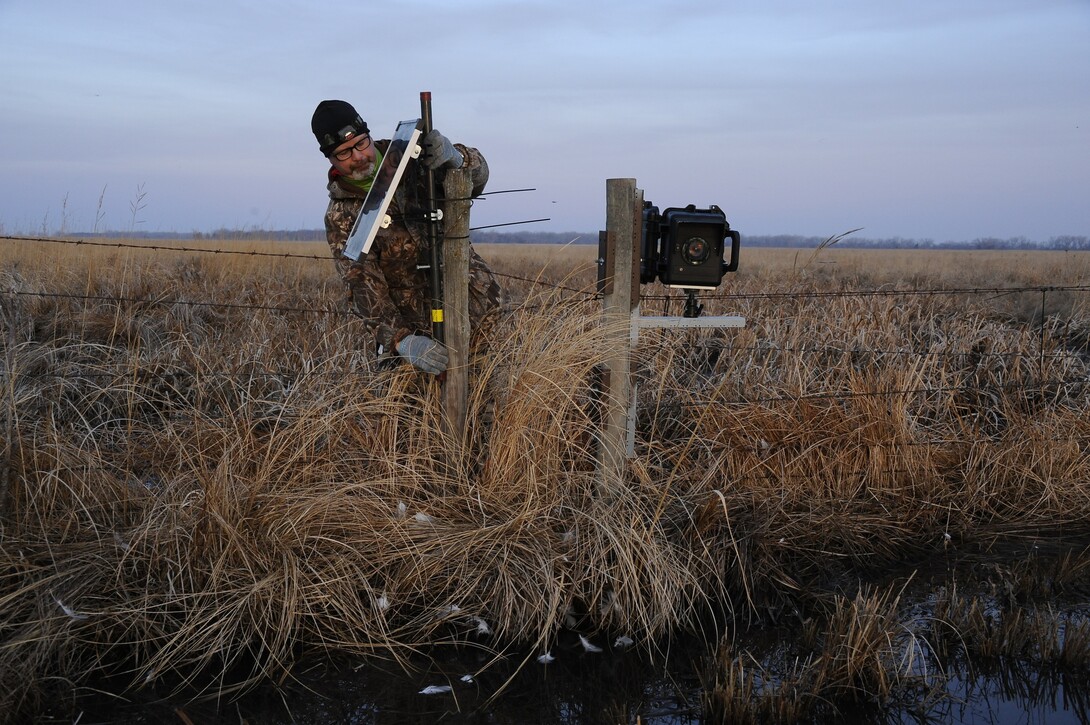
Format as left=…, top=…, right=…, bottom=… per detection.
left=420, top=91, right=444, bottom=344
left=469, top=218, right=551, bottom=231
left=477, top=188, right=537, bottom=196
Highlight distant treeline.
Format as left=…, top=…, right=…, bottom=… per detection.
left=470, top=230, right=1090, bottom=251
left=77, top=229, right=1090, bottom=250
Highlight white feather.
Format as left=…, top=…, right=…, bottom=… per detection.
left=53, top=595, right=88, bottom=621
left=435, top=603, right=461, bottom=618
left=579, top=634, right=602, bottom=653
left=537, top=651, right=555, bottom=664
left=419, top=685, right=452, bottom=695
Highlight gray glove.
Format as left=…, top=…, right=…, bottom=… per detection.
left=422, top=129, right=463, bottom=170
left=395, top=334, right=448, bottom=375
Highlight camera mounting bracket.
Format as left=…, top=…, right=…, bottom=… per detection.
left=682, top=289, right=704, bottom=318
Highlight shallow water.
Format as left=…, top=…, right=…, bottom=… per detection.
left=40, top=632, right=1090, bottom=724
left=34, top=544, right=1090, bottom=724
left=46, top=635, right=706, bottom=724
left=933, top=670, right=1089, bottom=725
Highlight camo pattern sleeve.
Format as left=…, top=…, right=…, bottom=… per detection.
left=458, top=144, right=489, bottom=198
left=320, top=140, right=502, bottom=356
left=324, top=196, right=415, bottom=351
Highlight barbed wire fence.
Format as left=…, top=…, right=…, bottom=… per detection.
left=3, top=233, right=1090, bottom=482
left=3, top=233, right=1087, bottom=364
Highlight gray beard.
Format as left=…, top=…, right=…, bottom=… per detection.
left=347, top=162, right=375, bottom=182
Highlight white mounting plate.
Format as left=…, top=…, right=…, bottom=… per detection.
left=631, top=313, right=746, bottom=342
left=343, top=118, right=423, bottom=261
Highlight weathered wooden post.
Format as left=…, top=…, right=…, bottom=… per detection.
left=441, top=166, right=472, bottom=441
left=595, top=179, right=746, bottom=496
left=596, top=178, right=642, bottom=495
left=1, top=304, right=13, bottom=518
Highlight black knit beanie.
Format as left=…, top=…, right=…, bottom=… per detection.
left=311, top=100, right=369, bottom=156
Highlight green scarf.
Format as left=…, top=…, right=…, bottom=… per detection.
left=341, top=148, right=384, bottom=193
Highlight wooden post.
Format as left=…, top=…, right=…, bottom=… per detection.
left=441, top=166, right=472, bottom=442
left=1, top=304, right=13, bottom=518
left=597, top=178, right=642, bottom=495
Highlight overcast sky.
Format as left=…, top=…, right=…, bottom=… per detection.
left=1, top=0, right=1087, bottom=242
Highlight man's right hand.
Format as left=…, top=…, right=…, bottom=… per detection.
left=395, top=335, right=449, bottom=375
left=422, top=129, right=463, bottom=170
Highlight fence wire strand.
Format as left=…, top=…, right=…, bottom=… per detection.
left=4, top=232, right=1089, bottom=415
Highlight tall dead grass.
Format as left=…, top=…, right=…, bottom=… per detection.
left=2, top=239, right=1090, bottom=720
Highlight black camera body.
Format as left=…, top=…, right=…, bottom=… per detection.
left=640, top=203, right=740, bottom=289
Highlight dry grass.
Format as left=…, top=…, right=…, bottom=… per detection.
left=2, top=238, right=1090, bottom=720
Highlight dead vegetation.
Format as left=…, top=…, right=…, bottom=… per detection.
left=2, top=238, right=1090, bottom=721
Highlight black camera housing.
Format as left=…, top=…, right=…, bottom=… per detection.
left=640, top=203, right=740, bottom=289
left=639, top=203, right=662, bottom=284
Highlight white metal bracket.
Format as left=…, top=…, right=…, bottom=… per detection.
left=631, top=308, right=746, bottom=343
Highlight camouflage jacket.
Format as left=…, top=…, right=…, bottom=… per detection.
left=323, top=139, right=503, bottom=354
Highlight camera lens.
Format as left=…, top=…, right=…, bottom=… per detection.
left=682, top=236, right=710, bottom=265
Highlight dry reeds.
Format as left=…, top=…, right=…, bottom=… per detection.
left=2, top=240, right=1090, bottom=720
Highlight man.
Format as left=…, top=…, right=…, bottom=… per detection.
left=311, top=99, right=503, bottom=375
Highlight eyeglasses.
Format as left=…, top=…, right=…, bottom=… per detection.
left=332, top=135, right=372, bottom=161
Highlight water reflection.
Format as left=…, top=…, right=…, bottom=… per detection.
left=930, top=664, right=1090, bottom=724
left=46, top=559, right=1090, bottom=725
left=55, top=635, right=1090, bottom=724
left=62, top=634, right=706, bottom=724
left=235, top=636, right=704, bottom=724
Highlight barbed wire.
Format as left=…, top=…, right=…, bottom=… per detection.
left=5, top=233, right=1090, bottom=399
left=3, top=285, right=586, bottom=320
left=9, top=232, right=1090, bottom=305
left=3, top=284, right=1089, bottom=365
left=1, top=233, right=601, bottom=303
left=642, top=284, right=1090, bottom=303
left=3, top=289, right=343, bottom=317
left=5, top=277, right=1089, bottom=318
left=672, top=376, right=1089, bottom=408
left=678, top=341, right=1085, bottom=362
left=5, top=233, right=1089, bottom=506
left=490, top=270, right=600, bottom=297
left=1, top=233, right=332, bottom=261
left=6, top=329, right=1088, bottom=423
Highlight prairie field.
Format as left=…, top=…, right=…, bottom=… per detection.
left=2, top=236, right=1090, bottom=721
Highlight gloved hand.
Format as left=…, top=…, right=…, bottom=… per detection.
left=422, top=129, right=463, bottom=170
left=395, top=334, right=449, bottom=375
